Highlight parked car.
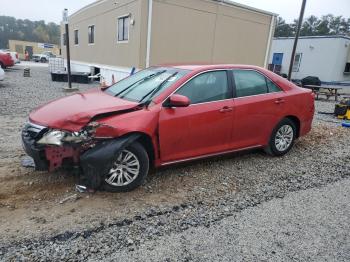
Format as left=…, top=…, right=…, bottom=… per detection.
left=22, top=65, right=315, bottom=192
left=0, top=67, right=4, bottom=81
left=0, top=49, right=20, bottom=64
left=32, top=51, right=56, bottom=63
left=0, top=51, right=15, bottom=68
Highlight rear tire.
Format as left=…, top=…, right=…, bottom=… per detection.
left=40, top=57, right=47, bottom=63
left=103, top=142, right=149, bottom=192
left=264, top=118, right=296, bottom=156
left=0, top=62, right=5, bottom=69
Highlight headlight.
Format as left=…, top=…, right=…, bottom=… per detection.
left=37, top=130, right=66, bottom=146
left=37, top=130, right=91, bottom=146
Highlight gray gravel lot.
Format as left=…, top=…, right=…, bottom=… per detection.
left=0, top=63, right=93, bottom=117
left=0, top=64, right=349, bottom=261
left=115, top=178, right=350, bottom=262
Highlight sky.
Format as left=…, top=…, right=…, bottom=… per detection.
left=0, top=0, right=349, bottom=24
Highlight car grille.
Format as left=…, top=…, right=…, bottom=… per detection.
left=23, top=122, right=48, bottom=140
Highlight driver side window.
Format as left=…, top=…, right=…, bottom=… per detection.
left=176, top=71, right=230, bottom=104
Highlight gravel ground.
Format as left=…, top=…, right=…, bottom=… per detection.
left=114, top=178, right=350, bottom=261
left=0, top=64, right=349, bottom=261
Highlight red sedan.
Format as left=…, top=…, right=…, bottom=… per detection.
left=0, top=51, right=15, bottom=68
left=22, top=65, right=314, bottom=192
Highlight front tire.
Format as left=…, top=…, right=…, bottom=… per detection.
left=103, top=142, right=149, bottom=192
left=40, top=57, right=47, bottom=63
left=265, top=118, right=296, bottom=156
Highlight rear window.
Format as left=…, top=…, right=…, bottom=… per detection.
left=233, top=70, right=282, bottom=97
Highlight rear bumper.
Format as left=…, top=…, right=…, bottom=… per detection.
left=300, top=118, right=313, bottom=137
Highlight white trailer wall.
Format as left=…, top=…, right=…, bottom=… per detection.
left=270, top=36, right=350, bottom=82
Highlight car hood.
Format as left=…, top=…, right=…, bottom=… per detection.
left=29, top=88, right=140, bottom=131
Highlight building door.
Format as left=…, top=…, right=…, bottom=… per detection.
left=25, top=46, right=33, bottom=59
left=272, top=53, right=284, bottom=74
left=272, top=53, right=283, bottom=65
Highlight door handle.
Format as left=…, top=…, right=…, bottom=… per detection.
left=219, top=106, right=233, bottom=113
left=274, top=98, right=285, bottom=104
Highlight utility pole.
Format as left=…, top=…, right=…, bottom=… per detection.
left=62, top=9, right=77, bottom=91
left=288, top=0, right=307, bottom=81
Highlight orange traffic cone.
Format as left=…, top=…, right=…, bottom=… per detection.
left=101, top=76, right=107, bottom=87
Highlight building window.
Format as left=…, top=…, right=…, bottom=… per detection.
left=292, top=53, right=302, bottom=72
left=88, top=25, right=95, bottom=44
left=74, top=30, right=79, bottom=45
left=118, top=15, right=130, bottom=42
left=62, top=33, right=66, bottom=46
left=344, top=63, right=350, bottom=73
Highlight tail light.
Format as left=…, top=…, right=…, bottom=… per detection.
left=16, top=53, right=18, bottom=59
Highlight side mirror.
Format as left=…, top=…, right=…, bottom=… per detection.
left=165, top=94, right=190, bottom=107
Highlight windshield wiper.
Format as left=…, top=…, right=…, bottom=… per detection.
left=114, top=70, right=166, bottom=98
left=139, top=72, right=178, bottom=106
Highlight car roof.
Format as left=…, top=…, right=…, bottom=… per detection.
left=159, top=64, right=263, bottom=72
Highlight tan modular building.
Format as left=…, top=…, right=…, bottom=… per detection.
left=8, top=40, right=60, bottom=60
left=62, top=0, right=276, bottom=84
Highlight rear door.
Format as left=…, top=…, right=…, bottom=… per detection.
left=231, top=69, right=286, bottom=148
left=159, top=70, right=234, bottom=162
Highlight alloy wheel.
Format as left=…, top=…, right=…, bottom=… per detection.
left=274, top=125, right=294, bottom=152
left=105, top=150, right=140, bottom=187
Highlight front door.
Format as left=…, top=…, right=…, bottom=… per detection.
left=159, top=70, right=234, bottom=163
left=231, top=69, right=286, bottom=149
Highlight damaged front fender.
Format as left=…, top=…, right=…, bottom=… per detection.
left=79, top=133, right=141, bottom=189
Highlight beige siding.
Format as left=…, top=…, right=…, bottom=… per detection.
left=62, top=0, right=144, bottom=68
left=149, top=0, right=273, bottom=67
left=63, top=0, right=274, bottom=69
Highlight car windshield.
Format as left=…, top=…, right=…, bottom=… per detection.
left=105, top=67, right=189, bottom=103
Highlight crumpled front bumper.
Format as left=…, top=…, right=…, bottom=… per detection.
left=21, top=128, right=49, bottom=171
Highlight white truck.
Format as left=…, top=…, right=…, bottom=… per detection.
left=32, top=51, right=56, bottom=63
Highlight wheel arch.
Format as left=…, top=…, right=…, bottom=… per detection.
left=284, top=115, right=301, bottom=138
left=126, top=131, right=156, bottom=168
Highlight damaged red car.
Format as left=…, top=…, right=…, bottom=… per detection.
left=22, top=65, right=314, bottom=192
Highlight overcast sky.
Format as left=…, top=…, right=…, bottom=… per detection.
left=0, top=0, right=349, bottom=24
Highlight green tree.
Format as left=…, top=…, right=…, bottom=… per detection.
left=300, top=15, right=319, bottom=36
left=0, top=16, right=60, bottom=49
left=274, top=15, right=350, bottom=37
left=34, top=24, right=50, bottom=43
left=274, top=16, right=293, bottom=37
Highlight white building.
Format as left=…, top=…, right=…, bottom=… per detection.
left=269, top=36, right=350, bottom=83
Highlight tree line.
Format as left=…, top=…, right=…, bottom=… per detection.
left=0, top=16, right=60, bottom=49
left=275, top=14, right=350, bottom=37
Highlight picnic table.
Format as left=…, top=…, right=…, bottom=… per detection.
left=303, top=85, right=343, bottom=101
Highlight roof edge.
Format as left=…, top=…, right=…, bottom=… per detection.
left=67, top=0, right=277, bottom=21
left=274, top=35, right=350, bottom=41
left=68, top=0, right=107, bottom=20
left=214, top=0, right=277, bottom=17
